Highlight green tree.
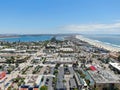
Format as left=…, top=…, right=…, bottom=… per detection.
left=53, top=70, right=58, bottom=75
left=15, top=63, right=19, bottom=68
left=50, top=37, right=57, bottom=42
left=52, top=77, right=57, bottom=84
left=118, top=55, right=120, bottom=62
left=62, top=79, right=66, bottom=83
left=7, top=86, right=12, bottom=90
left=40, top=85, right=48, bottom=90
left=74, top=88, right=78, bottom=90
left=114, top=87, right=119, bottom=90
left=6, top=56, right=15, bottom=64
left=94, top=87, right=99, bottom=90
left=85, top=79, right=90, bottom=86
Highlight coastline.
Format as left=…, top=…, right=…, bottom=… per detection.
left=0, top=36, right=20, bottom=39
left=76, top=35, right=120, bottom=52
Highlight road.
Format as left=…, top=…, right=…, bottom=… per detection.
left=47, top=67, right=54, bottom=90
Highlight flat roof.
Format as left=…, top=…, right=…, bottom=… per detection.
left=74, top=73, right=83, bottom=85
left=35, top=75, right=43, bottom=85
left=24, top=75, right=40, bottom=86
left=88, top=70, right=120, bottom=83
left=109, top=62, right=120, bottom=71
left=1, top=48, right=16, bottom=51
left=60, top=48, right=73, bottom=51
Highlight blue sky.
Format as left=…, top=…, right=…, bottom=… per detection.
left=0, top=0, right=120, bottom=34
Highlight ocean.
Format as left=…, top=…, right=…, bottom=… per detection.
left=84, top=34, right=120, bottom=47
left=1, top=34, right=120, bottom=48
left=0, top=35, right=63, bottom=42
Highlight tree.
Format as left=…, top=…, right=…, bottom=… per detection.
left=40, top=85, right=48, bottom=90
left=15, top=63, right=19, bottom=68
left=94, top=87, right=99, bottom=90
left=6, top=56, right=15, bottom=64
left=7, top=86, right=12, bottom=90
left=53, top=70, right=58, bottom=75
left=11, top=56, right=15, bottom=60
left=13, top=88, right=17, bottom=90
left=62, top=79, right=66, bottom=84
left=114, top=87, right=119, bottom=90
left=52, top=77, right=57, bottom=84
left=81, top=73, right=86, bottom=78
left=0, top=66, right=2, bottom=69
left=51, top=37, right=57, bottom=42
left=55, top=63, right=60, bottom=69
left=118, top=55, right=120, bottom=62
left=74, top=88, right=78, bottom=90
left=85, top=79, right=90, bottom=86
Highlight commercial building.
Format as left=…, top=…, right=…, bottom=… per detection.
left=109, top=62, right=120, bottom=74
left=88, top=70, right=120, bottom=90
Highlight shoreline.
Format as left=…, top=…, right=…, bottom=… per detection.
left=0, top=35, right=64, bottom=42
left=76, top=35, right=120, bottom=52
left=0, top=36, right=20, bottom=39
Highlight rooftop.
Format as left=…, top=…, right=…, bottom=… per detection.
left=88, top=70, right=120, bottom=83
left=1, top=48, right=16, bottom=51
left=109, top=62, right=120, bottom=71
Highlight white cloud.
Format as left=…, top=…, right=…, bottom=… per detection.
left=60, top=22, right=120, bottom=34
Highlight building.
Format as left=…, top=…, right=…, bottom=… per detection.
left=109, top=52, right=119, bottom=60
left=74, top=73, right=87, bottom=90
left=88, top=70, right=120, bottom=90
left=59, top=48, right=74, bottom=52
left=20, top=75, right=43, bottom=90
left=109, top=62, right=120, bottom=74
left=0, top=48, right=16, bottom=53
left=0, top=71, right=6, bottom=80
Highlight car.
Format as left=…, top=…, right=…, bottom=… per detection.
left=5, top=83, right=10, bottom=87
left=46, top=78, right=49, bottom=81
left=45, top=82, right=48, bottom=85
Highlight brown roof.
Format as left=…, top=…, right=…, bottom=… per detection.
left=20, top=88, right=28, bottom=90
left=33, top=88, right=39, bottom=90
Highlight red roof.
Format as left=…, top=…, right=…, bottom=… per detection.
left=89, top=66, right=96, bottom=71
left=0, top=72, right=6, bottom=80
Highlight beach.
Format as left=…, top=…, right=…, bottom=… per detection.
left=76, top=35, right=120, bottom=52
